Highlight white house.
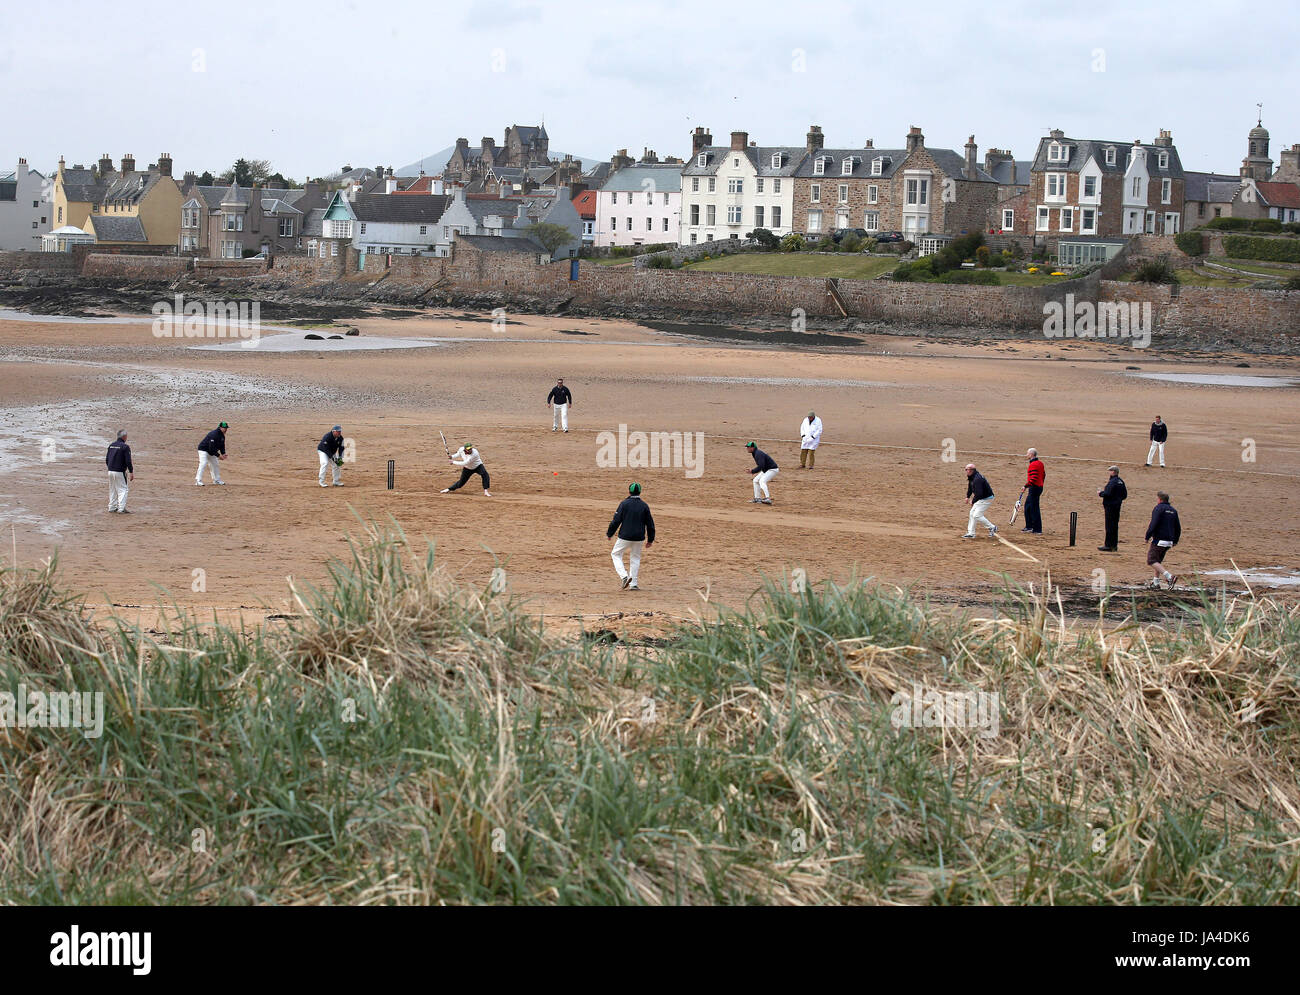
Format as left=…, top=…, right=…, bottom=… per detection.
left=433, top=184, right=582, bottom=260
left=319, top=190, right=450, bottom=256
left=678, top=128, right=804, bottom=245
left=0, top=159, right=52, bottom=250
left=595, top=162, right=682, bottom=247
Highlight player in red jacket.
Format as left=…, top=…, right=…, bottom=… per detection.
left=1019, top=448, right=1046, bottom=534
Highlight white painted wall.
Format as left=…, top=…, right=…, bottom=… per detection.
left=0, top=161, right=51, bottom=250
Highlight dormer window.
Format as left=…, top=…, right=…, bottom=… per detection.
left=813, top=157, right=825, bottom=175
left=871, top=157, right=883, bottom=176
left=841, top=158, right=854, bottom=175
left=770, top=153, right=782, bottom=169
left=1157, top=152, right=1168, bottom=169
left=1105, top=147, right=1116, bottom=165
left=1048, top=143, right=1066, bottom=162
left=697, top=153, right=707, bottom=167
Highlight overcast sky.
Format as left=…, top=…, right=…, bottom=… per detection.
left=5, top=0, right=1296, bottom=180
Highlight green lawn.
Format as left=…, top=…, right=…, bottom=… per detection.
left=1213, top=259, right=1299, bottom=279
left=683, top=253, right=898, bottom=280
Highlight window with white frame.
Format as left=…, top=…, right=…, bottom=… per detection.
left=690, top=233, right=697, bottom=244
left=771, top=206, right=781, bottom=227
left=807, top=210, right=822, bottom=232
left=871, top=158, right=883, bottom=176
left=1161, top=178, right=1171, bottom=203
left=1105, top=147, right=1116, bottom=165
left=706, top=205, right=716, bottom=225
left=646, top=191, right=652, bottom=204
left=1046, top=173, right=1067, bottom=200
left=1164, top=212, right=1179, bottom=234
left=691, top=177, right=699, bottom=192
left=697, top=153, right=706, bottom=167
left=1131, top=177, right=1141, bottom=198
left=864, top=211, right=879, bottom=231
left=842, top=158, right=853, bottom=175
left=626, top=217, right=632, bottom=230
left=280, top=218, right=295, bottom=237
left=755, top=206, right=764, bottom=227
left=221, top=239, right=239, bottom=258
left=905, top=178, right=928, bottom=205
left=1145, top=211, right=1155, bottom=233
left=331, top=242, right=338, bottom=256
left=662, top=217, right=669, bottom=231
left=1048, top=143, right=1066, bottom=162
left=662, top=192, right=668, bottom=205
left=771, top=153, right=782, bottom=169
left=1083, top=175, right=1097, bottom=198
left=707, top=178, right=715, bottom=193
left=610, top=216, right=618, bottom=231
left=1059, top=207, right=1073, bottom=231
left=1081, top=208, right=1096, bottom=233
left=733, top=158, right=739, bottom=167
left=813, top=158, right=825, bottom=175
left=646, top=217, right=652, bottom=230
left=1036, top=207, right=1049, bottom=231
left=727, top=205, right=742, bottom=224
left=810, top=184, right=820, bottom=203
left=838, top=184, right=848, bottom=203
left=1002, top=208, right=1014, bottom=230
left=773, top=179, right=781, bottom=194
left=690, top=204, right=699, bottom=225
left=1158, top=152, right=1168, bottom=168
left=756, top=178, right=764, bottom=193
left=728, top=178, right=743, bottom=194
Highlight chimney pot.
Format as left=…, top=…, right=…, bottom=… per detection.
left=730, top=131, right=749, bottom=151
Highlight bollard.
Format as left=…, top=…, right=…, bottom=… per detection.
left=1069, top=511, right=1077, bottom=547
left=387, top=459, right=395, bottom=490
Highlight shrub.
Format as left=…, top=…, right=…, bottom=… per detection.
left=899, top=240, right=914, bottom=254
left=840, top=234, right=864, bottom=253
left=1283, top=222, right=1300, bottom=235
left=1284, top=275, right=1300, bottom=290
left=1132, top=255, right=1178, bottom=284
left=780, top=232, right=806, bottom=253
left=610, top=246, right=630, bottom=257
left=1005, top=240, right=1025, bottom=260
left=930, top=247, right=961, bottom=274
left=814, top=235, right=836, bottom=253
left=950, top=232, right=985, bottom=259
left=746, top=227, right=780, bottom=250
left=1031, top=247, right=1048, bottom=262
left=942, top=269, right=1000, bottom=285
left=1222, top=235, right=1300, bottom=263
left=863, top=238, right=878, bottom=253
left=1204, top=217, right=1251, bottom=231
left=1251, top=218, right=1283, bottom=234
left=644, top=254, right=677, bottom=269
left=1174, top=231, right=1205, bottom=256
left=975, top=246, right=991, bottom=267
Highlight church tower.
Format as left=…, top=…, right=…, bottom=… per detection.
left=1241, top=109, right=1273, bottom=181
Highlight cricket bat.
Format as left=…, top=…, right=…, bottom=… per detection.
left=439, top=430, right=452, bottom=463
left=1009, top=488, right=1025, bottom=525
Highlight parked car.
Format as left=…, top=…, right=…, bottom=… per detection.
left=872, top=230, right=904, bottom=243
left=830, top=228, right=870, bottom=243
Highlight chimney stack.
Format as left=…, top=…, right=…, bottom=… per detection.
left=806, top=125, right=824, bottom=153
left=864, top=138, right=874, bottom=149
left=121, top=154, right=135, bottom=173
left=158, top=152, right=173, bottom=177
left=984, top=148, right=1013, bottom=176
left=1275, top=143, right=1300, bottom=183
left=99, top=154, right=114, bottom=175
left=965, top=135, right=978, bottom=178
left=1153, top=129, right=1173, bottom=148
left=691, top=126, right=713, bottom=156
left=905, top=127, right=924, bottom=154
left=730, top=131, right=749, bottom=151
left=1049, top=128, right=1065, bottom=140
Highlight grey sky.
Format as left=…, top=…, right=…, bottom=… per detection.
left=5, top=0, right=1296, bottom=180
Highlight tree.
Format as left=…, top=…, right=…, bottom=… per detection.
left=746, top=227, right=779, bottom=250
left=198, top=171, right=215, bottom=186
left=522, top=222, right=574, bottom=256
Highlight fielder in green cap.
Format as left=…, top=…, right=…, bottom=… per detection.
left=606, top=482, right=654, bottom=590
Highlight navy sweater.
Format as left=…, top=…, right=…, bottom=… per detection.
left=106, top=439, right=133, bottom=474
left=966, top=472, right=993, bottom=501
left=607, top=497, right=655, bottom=543
left=198, top=428, right=226, bottom=456
left=749, top=448, right=778, bottom=473
left=1145, top=502, right=1181, bottom=544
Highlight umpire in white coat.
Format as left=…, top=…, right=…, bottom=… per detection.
left=799, top=411, right=823, bottom=468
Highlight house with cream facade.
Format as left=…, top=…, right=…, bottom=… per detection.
left=678, top=128, right=804, bottom=244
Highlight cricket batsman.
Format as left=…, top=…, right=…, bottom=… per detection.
left=317, top=425, right=345, bottom=487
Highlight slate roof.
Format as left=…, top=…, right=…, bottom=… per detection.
left=513, top=125, right=547, bottom=145
left=89, top=215, right=147, bottom=242
left=682, top=146, right=808, bottom=177
left=193, top=185, right=307, bottom=210
left=301, top=208, right=326, bottom=237
left=1206, top=180, right=1242, bottom=203
left=456, top=233, right=544, bottom=253
left=986, top=159, right=1033, bottom=186
left=60, top=167, right=108, bottom=204
left=600, top=163, right=683, bottom=193
left=583, top=162, right=612, bottom=185
left=463, top=196, right=522, bottom=223
left=350, top=193, right=450, bottom=224
left=260, top=198, right=302, bottom=216
left=1032, top=136, right=1183, bottom=176
left=1183, top=171, right=1240, bottom=202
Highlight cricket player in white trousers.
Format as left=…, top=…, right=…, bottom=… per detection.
left=547, top=378, right=572, bottom=433
left=317, top=425, right=345, bottom=487
left=1146, top=415, right=1168, bottom=468
left=963, top=463, right=998, bottom=538
left=746, top=442, right=779, bottom=504
left=440, top=443, right=492, bottom=496
left=196, top=421, right=228, bottom=485
left=606, top=482, right=655, bottom=590
left=799, top=411, right=822, bottom=468
left=105, top=430, right=134, bottom=513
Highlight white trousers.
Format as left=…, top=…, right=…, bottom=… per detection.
left=552, top=403, right=568, bottom=431
left=108, top=471, right=129, bottom=512
left=318, top=450, right=342, bottom=485
left=753, top=467, right=779, bottom=499
left=1147, top=441, right=1165, bottom=466
left=967, top=497, right=995, bottom=534
left=611, top=537, right=643, bottom=581
left=196, top=452, right=223, bottom=484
